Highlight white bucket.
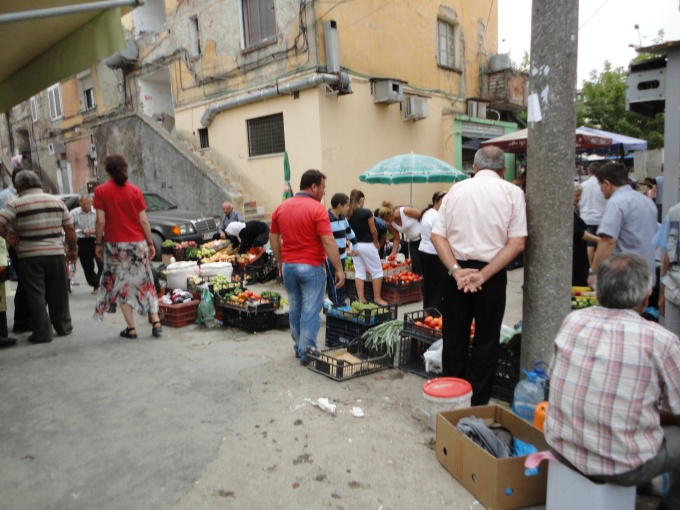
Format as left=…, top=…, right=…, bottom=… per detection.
left=422, top=377, right=472, bottom=431
left=166, top=261, right=200, bottom=290
left=200, top=262, right=233, bottom=281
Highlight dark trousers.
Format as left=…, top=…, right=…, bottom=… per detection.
left=18, top=255, right=72, bottom=342
left=9, top=246, right=32, bottom=331
left=325, top=258, right=346, bottom=306
left=441, top=260, right=507, bottom=406
left=407, top=239, right=422, bottom=274
left=420, top=251, right=448, bottom=311
left=77, top=238, right=103, bottom=288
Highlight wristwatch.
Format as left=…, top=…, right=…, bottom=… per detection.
left=448, top=264, right=460, bottom=276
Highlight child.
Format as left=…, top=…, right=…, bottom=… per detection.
left=325, top=193, right=358, bottom=305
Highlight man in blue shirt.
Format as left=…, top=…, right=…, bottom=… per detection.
left=215, top=201, right=245, bottom=240
left=326, top=193, right=358, bottom=305
left=588, top=162, right=658, bottom=290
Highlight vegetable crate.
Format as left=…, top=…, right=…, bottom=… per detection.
left=403, top=308, right=443, bottom=342
left=326, top=303, right=398, bottom=326
left=274, top=311, right=289, bottom=329
left=397, top=333, right=437, bottom=379
left=492, top=341, right=521, bottom=404
left=157, top=300, right=200, bottom=328
left=324, top=304, right=398, bottom=348
left=219, top=305, right=275, bottom=333
left=233, top=253, right=277, bottom=284
left=306, top=336, right=392, bottom=381
left=186, top=277, right=242, bottom=295
left=345, top=279, right=422, bottom=306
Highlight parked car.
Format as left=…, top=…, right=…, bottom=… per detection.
left=60, top=192, right=221, bottom=261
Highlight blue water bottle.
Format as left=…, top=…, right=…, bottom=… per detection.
left=512, top=370, right=545, bottom=422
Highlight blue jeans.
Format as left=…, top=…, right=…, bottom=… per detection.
left=282, top=263, right=326, bottom=362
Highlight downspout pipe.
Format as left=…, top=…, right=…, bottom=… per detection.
left=200, top=73, right=348, bottom=127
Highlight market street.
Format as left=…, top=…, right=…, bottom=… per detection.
left=0, top=267, right=656, bottom=510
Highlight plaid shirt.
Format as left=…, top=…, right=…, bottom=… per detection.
left=545, top=306, right=680, bottom=476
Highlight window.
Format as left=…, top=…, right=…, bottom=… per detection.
left=30, top=97, right=38, bottom=122
left=437, top=19, right=460, bottom=70
left=241, top=0, right=276, bottom=48
left=198, top=127, right=209, bottom=149
left=47, top=84, right=63, bottom=120
left=78, top=71, right=96, bottom=111
left=247, top=113, right=285, bottom=157
left=189, top=16, right=201, bottom=57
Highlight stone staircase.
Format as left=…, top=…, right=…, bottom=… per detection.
left=182, top=142, right=271, bottom=223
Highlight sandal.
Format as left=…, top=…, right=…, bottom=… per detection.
left=120, top=327, right=138, bottom=339
left=151, top=321, right=163, bottom=338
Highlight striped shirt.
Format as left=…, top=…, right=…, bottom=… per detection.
left=328, top=210, right=357, bottom=259
left=0, top=188, right=74, bottom=257
left=544, top=307, right=680, bottom=476
left=71, top=206, right=97, bottom=239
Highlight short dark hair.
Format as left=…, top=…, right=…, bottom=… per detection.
left=299, top=169, right=325, bottom=190
left=331, top=193, right=349, bottom=208
left=595, top=162, right=628, bottom=187
left=588, top=161, right=603, bottom=175
left=597, top=253, right=652, bottom=309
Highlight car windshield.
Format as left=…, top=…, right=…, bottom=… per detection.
left=144, top=193, right=177, bottom=212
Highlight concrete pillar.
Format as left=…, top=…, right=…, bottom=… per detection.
left=662, top=48, right=680, bottom=219
left=521, top=0, right=579, bottom=368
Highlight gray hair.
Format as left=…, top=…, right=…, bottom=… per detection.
left=597, top=253, right=652, bottom=309
left=14, top=170, right=41, bottom=191
left=474, top=146, right=506, bottom=172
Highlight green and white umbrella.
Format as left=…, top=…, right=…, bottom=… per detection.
left=282, top=151, right=293, bottom=201
left=359, top=153, right=467, bottom=204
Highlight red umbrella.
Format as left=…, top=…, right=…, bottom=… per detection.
left=479, top=128, right=612, bottom=154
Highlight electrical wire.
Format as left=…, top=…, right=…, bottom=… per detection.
left=579, top=0, right=611, bottom=31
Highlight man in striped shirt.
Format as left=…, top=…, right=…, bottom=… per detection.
left=325, top=193, right=358, bottom=305
left=71, top=194, right=103, bottom=294
left=545, top=253, right=680, bottom=510
left=0, top=171, right=78, bottom=344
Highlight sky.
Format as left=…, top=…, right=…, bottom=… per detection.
left=498, top=0, right=680, bottom=85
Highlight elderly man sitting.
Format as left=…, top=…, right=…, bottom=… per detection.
left=214, top=201, right=244, bottom=240
left=545, top=253, right=680, bottom=510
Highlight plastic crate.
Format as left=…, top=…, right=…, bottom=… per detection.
left=325, top=302, right=397, bottom=326
left=220, top=305, right=275, bottom=333
left=325, top=315, right=375, bottom=347
left=274, top=311, right=289, bottom=329
left=402, top=308, right=443, bottom=341
left=157, top=300, right=199, bottom=328
left=235, top=247, right=266, bottom=268
left=345, top=279, right=373, bottom=301
left=233, top=254, right=278, bottom=284
left=306, top=336, right=392, bottom=381
left=397, top=333, right=436, bottom=378
left=381, top=283, right=423, bottom=305
left=492, top=341, right=521, bottom=403
left=187, top=276, right=242, bottom=294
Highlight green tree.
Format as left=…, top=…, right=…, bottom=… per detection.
left=577, top=61, right=664, bottom=149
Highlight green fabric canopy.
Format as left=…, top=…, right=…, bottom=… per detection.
left=0, top=2, right=128, bottom=113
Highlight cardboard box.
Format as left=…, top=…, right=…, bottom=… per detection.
left=435, top=405, right=548, bottom=510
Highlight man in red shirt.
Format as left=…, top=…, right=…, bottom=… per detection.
left=270, top=170, right=344, bottom=365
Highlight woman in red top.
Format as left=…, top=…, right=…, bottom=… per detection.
left=93, top=155, right=161, bottom=338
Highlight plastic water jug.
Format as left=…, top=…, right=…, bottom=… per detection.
left=512, top=370, right=544, bottom=422
left=532, top=361, right=550, bottom=400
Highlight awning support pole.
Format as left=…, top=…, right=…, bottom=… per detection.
left=0, top=0, right=144, bottom=24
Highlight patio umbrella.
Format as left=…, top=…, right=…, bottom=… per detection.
left=282, top=151, right=293, bottom=201
left=577, top=126, right=647, bottom=153
left=479, top=128, right=612, bottom=154
left=359, top=153, right=467, bottom=205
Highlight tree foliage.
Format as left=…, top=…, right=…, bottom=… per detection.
left=576, top=61, right=664, bottom=149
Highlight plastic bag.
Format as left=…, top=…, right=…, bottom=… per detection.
left=196, top=287, right=216, bottom=327
left=424, top=339, right=443, bottom=374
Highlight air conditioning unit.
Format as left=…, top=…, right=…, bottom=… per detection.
left=403, top=97, right=428, bottom=121
left=373, top=79, right=404, bottom=104
left=48, top=141, right=66, bottom=155
left=626, top=57, right=666, bottom=117
left=89, top=144, right=97, bottom=160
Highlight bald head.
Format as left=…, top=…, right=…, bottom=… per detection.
left=222, top=202, right=233, bottom=216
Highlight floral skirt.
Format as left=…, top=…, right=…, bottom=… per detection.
left=93, top=241, right=158, bottom=319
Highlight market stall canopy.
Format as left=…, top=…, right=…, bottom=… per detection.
left=359, top=153, right=467, bottom=204
left=577, top=126, right=647, bottom=154
left=479, top=128, right=612, bottom=154
left=0, top=0, right=141, bottom=113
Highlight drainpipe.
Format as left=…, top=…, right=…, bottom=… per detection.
left=200, top=73, right=350, bottom=127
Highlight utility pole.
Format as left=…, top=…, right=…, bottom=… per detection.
left=522, top=0, right=579, bottom=368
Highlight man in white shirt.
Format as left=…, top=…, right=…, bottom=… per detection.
left=579, top=162, right=606, bottom=265
left=71, top=194, right=103, bottom=294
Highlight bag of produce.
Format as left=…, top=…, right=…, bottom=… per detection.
left=196, top=287, right=216, bottom=327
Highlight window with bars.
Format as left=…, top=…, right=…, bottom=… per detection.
left=48, top=84, right=63, bottom=120
left=198, top=128, right=209, bottom=149
left=241, top=0, right=276, bottom=48
left=437, top=19, right=460, bottom=70
left=247, top=113, right=285, bottom=157
left=30, top=97, right=39, bottom=122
